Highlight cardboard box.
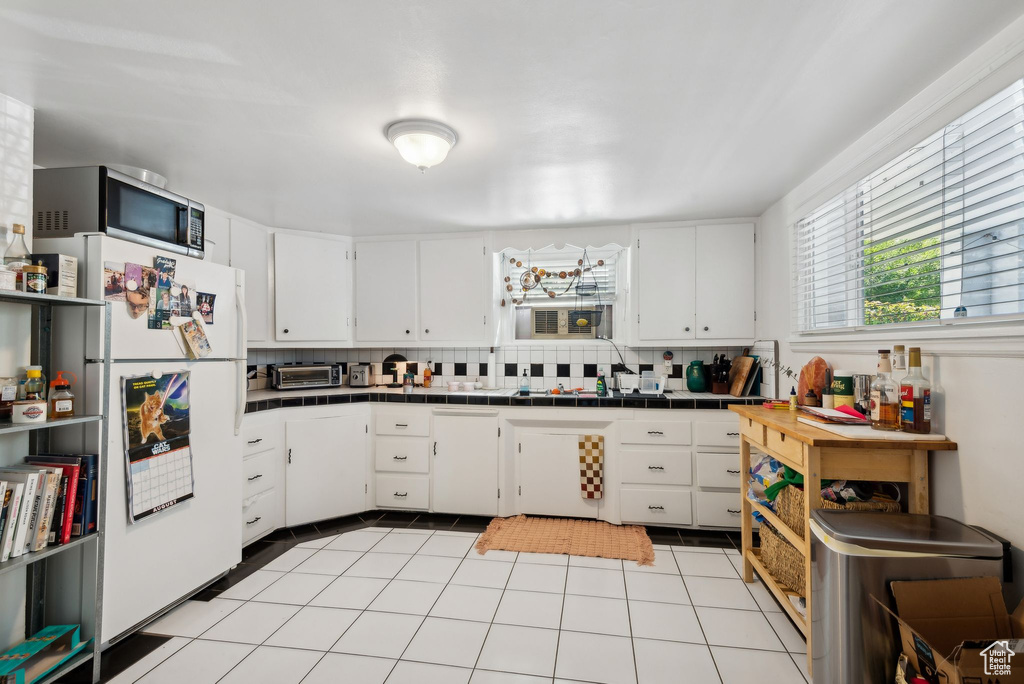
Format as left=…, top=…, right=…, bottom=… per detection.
left=29, top=253, right=78, bottom=297
left=0, top=624, right=92, bottom=684
left=882, top=577, right=1024, bottom=684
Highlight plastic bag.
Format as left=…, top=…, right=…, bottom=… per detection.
left=747, top=452, right=784, bottom=522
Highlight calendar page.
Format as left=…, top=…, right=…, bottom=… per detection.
left=126, top=435, right=195, bottom=521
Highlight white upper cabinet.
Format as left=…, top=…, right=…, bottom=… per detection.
left=203, top=208, right=231, bottom=266
left=419, top=235, right=489, bottom=343
left=229, top=218, right=270, bottom=343
left=694, top=223, right=755, bottom=340
left=354, top=239, right=418, bottom=343
left=637, top=225, right=696, bottom=342
left=274, top=232, right=351, bottom=342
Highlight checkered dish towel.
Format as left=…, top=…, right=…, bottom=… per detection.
left=579, top=435, right=604, bottom=499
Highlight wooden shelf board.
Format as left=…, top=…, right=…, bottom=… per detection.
left=749, top=499, right=806, bottom=550
left=746, top=548, right=808, bottom=635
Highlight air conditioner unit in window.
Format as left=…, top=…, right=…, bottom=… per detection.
left=530, top=308, right=596, bottom=339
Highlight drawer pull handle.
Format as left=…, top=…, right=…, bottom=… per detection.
left=247, top=438, right=263, bottom=444
left=647, top=430, right=663, bottom=435
left=648, top=505, right=665, bottom=510
left=726, top=469, right=741, bottom=474
left=648, top=465, right=665, bottom=470
left=394, top=491, right=408, bottom=497
left=246, top=516, right=262, bottom=525
left=393, top=455, right=408, bottom=461
left=395, top=423, right=408, bottom=428
left=726, top=432, right=739, bottom=437
left=727, top=509, right=741, bottom=514
left=247, top=474, right=263, bottom=481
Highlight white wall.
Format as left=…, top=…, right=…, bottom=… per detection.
left=0, top=91, right=34, bottom=649
left=757, top=17, right=1024, bottom=601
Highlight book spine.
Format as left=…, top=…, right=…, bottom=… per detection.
left=32, top=474, right=59, bottom=552
left=60, top=470, right=79, bottom=544
left=10, top=474, right=38, bottom=558
left=48, top=476, right=68, bottom=546
left=0, top=484, right=8, bottom=548
left=84, top=457, right=98, bottom=535
left=71, top=476, right=86, bottom=537
left=0, top=484, right=24, bottom=562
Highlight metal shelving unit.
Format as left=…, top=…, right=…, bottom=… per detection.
left=0, top=290, right=110, bottom=684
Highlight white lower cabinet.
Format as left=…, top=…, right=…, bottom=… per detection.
left=695, top=451, right=743, bottom=489
left=285, top=414, right=367, bottom=526
left=695, top=490, right=746, bottom=528
left=242, top=489, right=277, bottom=544
left=620, top=449, right=692, bottom=486
left=518, top=432, right=600, bottom=519
left=432, top=411, right=499, bottom=517
left=620, top=488, right=692, bottom=525
left=376, top=474, right=430, bottom=509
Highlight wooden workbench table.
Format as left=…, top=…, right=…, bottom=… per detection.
left=727, top=405, right=957, bottom=676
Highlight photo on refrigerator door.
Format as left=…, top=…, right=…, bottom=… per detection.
left=121, top=372, right=191, bottom=450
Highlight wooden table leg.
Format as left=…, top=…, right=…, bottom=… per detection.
left=804, top=445, right=821, bottom=679
left=740, top=438, right=753, bottom=582
left=908, top=449, right=929, bottom=514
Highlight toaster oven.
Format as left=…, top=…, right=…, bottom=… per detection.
left=270, top=364, right=343, bottom=390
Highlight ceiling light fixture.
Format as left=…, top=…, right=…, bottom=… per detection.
left=385, top=119, right=458, bottom=171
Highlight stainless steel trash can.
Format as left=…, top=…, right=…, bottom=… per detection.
left=810, top=510, right=1005, bottom=684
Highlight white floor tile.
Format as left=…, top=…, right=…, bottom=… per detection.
left=301, top=653, right=395, bottom=684
left=516, top=551, right=570, bottom=566
left=633, top=639, right=721, bottom=684
left=791, top=652, right=811, bottom=683
left=766, top=611, right=807, bottom=654
left=711, top=646, right=806, bottom=684
left=675, top=545, right=726, bottom=554
left=292, top=549, right=364, bottom=575
left=560, top=594, right=630, bottom=637
left=135, top=639, right=253, bottom=684
left=395, top=554, right=462, bottom=583
left=744, top=578, right=783, bottom=613
left=106, top=637, right=190, bottom=684
left=369, top=580, right=447, bottom=615
left=386, top=660, right=471, bottom=684
left=217, top=570, right=286, bottom=600
left=433, top=530, right=481, bottom=538
left=568, top=555, right=623, bottom=570
left=372, top=532, right=430, bottom=554
left=264, top=605, right=361, bottom=650
left=451, top=559, right=514, bottom=589
left=673, top=551, right=740, bottom=578
left=402, top=617, right=490, bottom=667
left=683, top=576, right=759, bottom=611
left=417, top=534, right=476, bottom=557
left=309, top=575, right=389, bottom=609
left=477, top=624, right=558, bottom=677
left=628, top=600, right=704, bottom=644
left=554, top=630, right=636, bottom=684
left=326, top=528, right=390, bottom=552
left=469, top=671, right=550, bottom=684
left=218, top=645, right=322, bottom=684
left=429, top=584, right=503, bottom=623
left=624, top=549, right=678, bottom=575
left=143, top=598, right=242, bottom=638
left=344, top=552, right=413, bottom=579
left=494, top=590, right=564, bottom=629
left=200, top=601, right=299, bottom=644
left=331, top=611, right=424, bottom=659
left=624, top=572, right=690, bottom=604
left=262, top=547, right=318, bottom=572
left=297, top=534, right=339, bottom=549
left=251, top=571, right=335, bottom=605
left=565, top=567, right=626, bottom=599
left=506, top=562, right=567, bottom=594
left=696, top=607, right=785, bottom=651
left=388, top=528, right=434, bottom=535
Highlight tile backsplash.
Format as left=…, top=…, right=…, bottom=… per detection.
left=247, top=345, right=749, bottom=391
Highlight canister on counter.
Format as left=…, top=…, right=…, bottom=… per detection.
left=832, top=370, right=854, bottom=408
left=22, top=261, right=48, bottom=294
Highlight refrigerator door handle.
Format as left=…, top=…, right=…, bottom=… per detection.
left=234, top=271, right=248, bottom=436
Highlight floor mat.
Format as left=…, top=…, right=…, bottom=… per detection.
left=475, top=514, right=655, bottom=566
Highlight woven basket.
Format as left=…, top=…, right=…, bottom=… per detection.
left=776, top=485, right=902, bottom=540
left=759, top=522, right=805, bottom=597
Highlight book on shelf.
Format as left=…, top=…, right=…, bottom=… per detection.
left=0, top=481, right=25, bottom=562
left=35, top=454, right=96, bottom=538
left=47, top=474, right=68, bottom=546
left=0, top=468, right=41, bottom=559
left=26, top=457, right=81, bottom=545
left=0, top=483, right=8, bottom=549
left=30, top=471, right=60, bottom=552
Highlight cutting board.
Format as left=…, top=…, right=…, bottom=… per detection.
left=797, top=418, right=947, bottom=440
left=728, top=356, right=755, bottom=397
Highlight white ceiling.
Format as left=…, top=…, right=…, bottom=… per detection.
left=1, top=1, right=1021, bottom=236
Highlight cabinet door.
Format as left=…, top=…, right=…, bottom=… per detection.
left=419, top=236, right=488, bottom=342
left=274, top=233, right=351, bottom=341
left=285, top=415, right=366, bottom=526
left=518, top=433, right=599, bottom=519
left=203, top=208, right=231, bottom=266
left=229, top=218, right=269, bottom=343
left=433, top=413, right=498, bottom=516
left=637, top=226, right=696, bottom=342
left=354, top=240, right=418, bottom=342
left=695, top=223, right=755, bottom=339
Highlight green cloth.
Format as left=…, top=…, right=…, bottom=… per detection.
left=763, top=467, right=835, bottom=502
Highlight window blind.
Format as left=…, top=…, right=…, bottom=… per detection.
left=793, top=78, right=1024, bottom=332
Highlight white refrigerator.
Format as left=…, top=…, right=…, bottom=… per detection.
left=42, top=234, right=246, bottom=646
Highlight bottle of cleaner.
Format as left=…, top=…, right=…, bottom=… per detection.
left=596, top=368, right=607, bottom=397
left=520, top=369, right=530, bottom=396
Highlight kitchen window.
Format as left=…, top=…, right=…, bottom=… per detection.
left=793, top=78, right=1024, bottom=333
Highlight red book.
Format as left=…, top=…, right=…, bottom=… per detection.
left=25, top=459, right=80, bottom=545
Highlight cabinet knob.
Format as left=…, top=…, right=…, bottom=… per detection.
left=405, top=329, right=410, bottom=334
left=424, top=329, right=430, bottom=334
left=703, top=326, right=709, bottom=332
left=283, top=328, right=289, bottom=334
left=685, top=327, right=690, bottom=332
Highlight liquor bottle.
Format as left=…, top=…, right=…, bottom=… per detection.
left=891, top=344, right=908, bottom=385
left=900, top=347, right=931, bottom=433
left=870, top=350, right=900, bottom=431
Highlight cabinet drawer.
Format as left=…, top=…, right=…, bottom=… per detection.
left=765, top=427, right=803, bottom=467
left=242, top=423, right=277, bottom=457
left=375, top=412, right=430, bottom=437
left=243, top=450, right=277, bottom=497
left=695, top=422, right=741, bottom=447
left=376, top=474, right=429, bottom=509
left=695, top=490, right=747, bottom=528
left=620, top=420, right=691, bottom=446
left=695, top=452, right=743, bottom=489
left=620, top=449, right=692, bottom=486
left=242, top=489, right=277, bottom=543
left=375, top=436, right=430, bottom=474
left=620, top=487, right=692, bottom=525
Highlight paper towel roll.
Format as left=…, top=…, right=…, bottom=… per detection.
left=486, top=351, right=497, bottom=389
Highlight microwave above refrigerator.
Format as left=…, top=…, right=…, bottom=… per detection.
left=34, top=165, right=206, bottom=258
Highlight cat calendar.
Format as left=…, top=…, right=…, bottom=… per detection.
left=121, top=372, right=195, bottom=522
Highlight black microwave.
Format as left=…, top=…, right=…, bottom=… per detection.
left=33, top=166, right=205, bottom=258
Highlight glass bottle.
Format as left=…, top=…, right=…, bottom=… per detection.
left=891, top=344, right=908, bottom=386
left=3, top=224, right=30, bottom=289
left=900, top=347, right=931, bottom=434
left=422, top=362, right=432, bottom=389
left=870, top=350, right=900, bottom=431
left=48, top=373, right=76, bottom=419
left=519, top=369, right=530, bottom=396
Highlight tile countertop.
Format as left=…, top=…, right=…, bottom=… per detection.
left=244, top=386, right=763, bottom=414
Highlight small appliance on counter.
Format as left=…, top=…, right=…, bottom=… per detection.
left=270, top=363, right=342, bottom=390
left=616, top=372, right=639, bottom=393
left=349, top=364, right=371, bottom=387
